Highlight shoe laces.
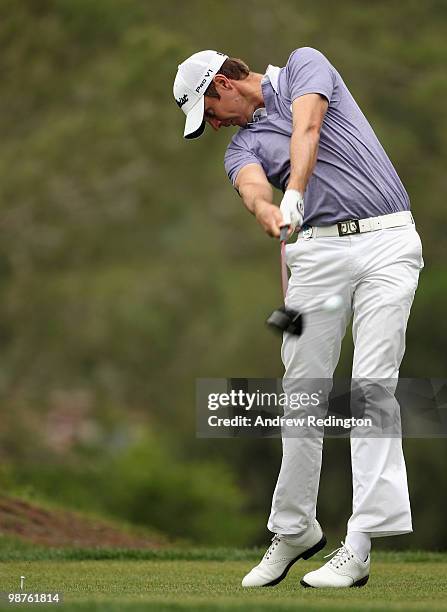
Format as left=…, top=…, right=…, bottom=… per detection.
left=323, top=542, right=354, bottom=569
left=264, top=534, right=282, bottom=560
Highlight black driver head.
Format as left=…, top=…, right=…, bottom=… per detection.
left=266, top=306, right=304, bottom=336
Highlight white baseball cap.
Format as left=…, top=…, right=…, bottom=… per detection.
left=173, top=50, right=228, bottom=139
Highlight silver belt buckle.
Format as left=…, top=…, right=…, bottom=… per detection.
left=337, top=219, right=360, bottom=236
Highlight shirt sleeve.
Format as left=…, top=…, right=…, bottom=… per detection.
left=286, top=47, right=334, bottom=104
left=224, top=136, right=262, bottom=187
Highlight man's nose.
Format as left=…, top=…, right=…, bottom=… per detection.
left=208, top=117, right=222, bottom=131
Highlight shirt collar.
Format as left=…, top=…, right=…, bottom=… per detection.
left=265, top=64, right=280, bottom=93
left=250, top=64, right=281, bottom=123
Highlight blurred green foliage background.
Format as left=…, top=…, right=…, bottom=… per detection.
left=0, top=0, right=446, bottom=549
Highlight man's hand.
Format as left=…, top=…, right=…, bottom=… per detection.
left=253, top=200, right=284, bottom=238
left=235, top=165, right=304, bottom=239
left=279, top=189, right=304, bottom=233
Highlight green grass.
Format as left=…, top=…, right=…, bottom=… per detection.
left=1, top=547, right=446, bottom=611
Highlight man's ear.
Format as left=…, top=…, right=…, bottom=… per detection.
left=214, top=74, right=232, bottom=91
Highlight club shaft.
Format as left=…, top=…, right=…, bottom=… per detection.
left=280, top=239, right=288, bottom=300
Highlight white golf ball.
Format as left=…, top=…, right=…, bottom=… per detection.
left=323, top=295, right=343, bottom=312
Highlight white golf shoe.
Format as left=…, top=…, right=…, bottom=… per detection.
left=300, top=541, right=370, bottom=588
left=241, top=520, right=326, bottom=587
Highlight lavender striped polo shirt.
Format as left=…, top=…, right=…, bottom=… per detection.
left=224, top=47, right=410, bottom=226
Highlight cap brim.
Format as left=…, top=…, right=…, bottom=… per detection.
left=183, top=96, right=205, bottom=139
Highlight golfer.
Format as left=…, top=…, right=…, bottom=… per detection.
left=173, top=48, right=423, bottom=588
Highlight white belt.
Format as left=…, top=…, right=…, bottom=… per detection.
left=297, top=211, right=414, bottom=240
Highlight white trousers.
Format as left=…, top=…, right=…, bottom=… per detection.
left=267, top=224, right=424, bottom=538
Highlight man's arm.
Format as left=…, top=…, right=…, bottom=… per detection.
left=235, top=164, right=284, bottom=238
left=287, top=93, right=328, bottom=193
left=277, top=93, right=328, bottom=235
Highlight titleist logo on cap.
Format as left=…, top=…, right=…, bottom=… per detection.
left=176, top=93, right=189, bottom=108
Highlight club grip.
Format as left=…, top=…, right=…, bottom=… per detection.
left=279, top=226, right=289, bottom=242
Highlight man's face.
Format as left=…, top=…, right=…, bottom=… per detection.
left=203, top=77, right=252, bottom=131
